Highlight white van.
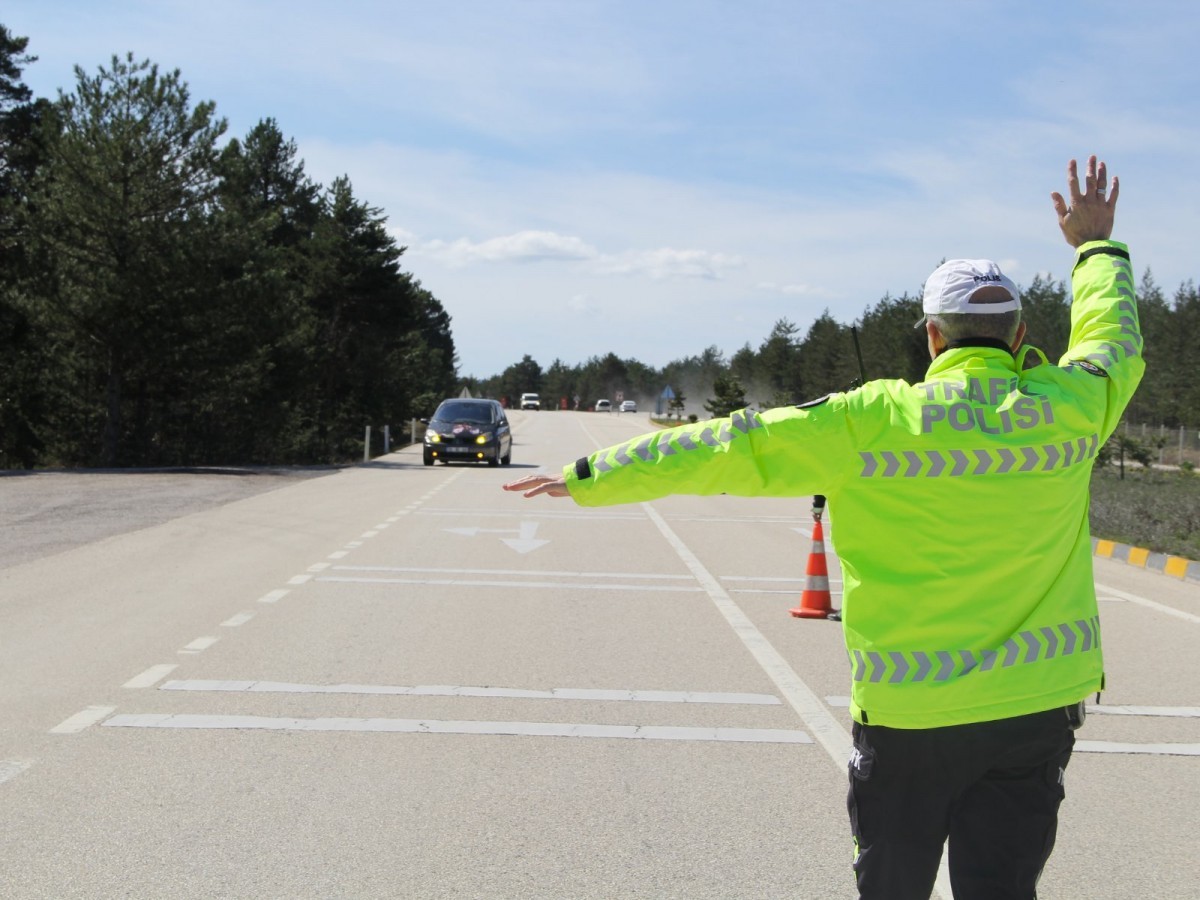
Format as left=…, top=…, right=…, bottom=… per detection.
left=520, top=393, right=540, bottom=410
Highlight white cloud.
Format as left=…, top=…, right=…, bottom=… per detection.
left=591, top=248, right=744, bottom=280
left=757, top=281, right=835, bottom=298
left=419, top=230, right=597, bottom=266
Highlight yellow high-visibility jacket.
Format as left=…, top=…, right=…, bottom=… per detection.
left=564, top=240, right=1143, bottom=728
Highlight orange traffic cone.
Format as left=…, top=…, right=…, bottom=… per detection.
left=790, top=515, right=838, bottom=620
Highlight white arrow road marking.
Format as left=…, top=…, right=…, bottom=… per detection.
left=444, top=520, right=549, bottom=554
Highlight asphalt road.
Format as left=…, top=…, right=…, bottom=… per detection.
left=1, top=412, right=1197, bottom=899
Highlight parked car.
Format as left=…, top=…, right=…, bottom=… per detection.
left=619, top=400, right=637, bottom=413
left=594, top=399, right=612, bottom=412
left=520, top=392, right=540, bottom=410
left=422, top=398, right=512, bottom=466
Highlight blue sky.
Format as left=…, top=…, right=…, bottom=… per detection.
left=6, top=1, right=1198, bottom=378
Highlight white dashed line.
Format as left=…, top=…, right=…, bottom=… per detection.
left=221, top=611, right=256, bottom=627
left=287, top=574, right=312, bottom=585
left=123, top=664, right=178, bottom=688
left=179, top=636, right=219, bottom=654
left=257, top=589, right=289, bottom=604
left=50, top=706, right=116, bottom=734
left=0, top=760, right=33, bottom=785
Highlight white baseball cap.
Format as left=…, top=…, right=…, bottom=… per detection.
left=916, top=259, right=1020, bottom=328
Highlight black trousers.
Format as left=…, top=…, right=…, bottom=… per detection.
left=846, top=707, right=1076, bottom=900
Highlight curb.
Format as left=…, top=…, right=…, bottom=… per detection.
left=1092, top=537, right=1200, bottom=583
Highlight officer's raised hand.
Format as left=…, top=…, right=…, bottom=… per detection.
left=1051, top=155, right=1118, bottom=247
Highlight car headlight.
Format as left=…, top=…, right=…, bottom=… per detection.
left=475, top=433, right=491, bottom=445
left=426, top=432, right=441, bottom=443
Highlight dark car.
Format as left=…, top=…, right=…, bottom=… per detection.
left=423, top=398, right=512, bottom=467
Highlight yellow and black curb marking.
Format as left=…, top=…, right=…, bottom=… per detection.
left=1092, top=537, right=1199, bottom=583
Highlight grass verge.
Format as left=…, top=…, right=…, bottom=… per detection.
left=1090, top=467, right=1200, bottom=560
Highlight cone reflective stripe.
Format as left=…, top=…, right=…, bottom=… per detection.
left=790, top=517, right=837, bottom=619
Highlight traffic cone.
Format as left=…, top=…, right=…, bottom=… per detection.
left=790, top=516, right=838, bottom=620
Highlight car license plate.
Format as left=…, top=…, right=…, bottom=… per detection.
left=444, top=446, right=470, bottom=454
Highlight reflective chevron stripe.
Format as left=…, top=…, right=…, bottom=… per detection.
left=859, top=434, right=1098, bottom=477
left=1083, top=258, right=1141, bottom=368
left=593, top=409, right=764, bottom=472
left=850, top=615, right=1102, bottom=683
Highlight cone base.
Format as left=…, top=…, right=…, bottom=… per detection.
left=790, top=607, right=833, bottom=618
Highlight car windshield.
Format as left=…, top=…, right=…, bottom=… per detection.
left=434, top=401, right=495, bottom=424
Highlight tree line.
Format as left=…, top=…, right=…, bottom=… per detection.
left=476, top=271, right=1200, bottom=425
left=0, top=26, right=457, bottom=468
left=3, top=24, right=1197, bottom=471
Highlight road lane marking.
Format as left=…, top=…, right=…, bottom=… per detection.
left=826, top=696, right=1200, bottom=754
left=161, top=680, right=782, bottom=705
left=123, top=664, right=178, bottom=688
left=50, top=706, right=116, bottom=734
left=721, top=575, right=843, bottom=584
left=1076, top=741, right=1200, bottom=756
left=360, top=530, right=379, bottom=538
left=445, top=521, right=549, bottom=554
left=1094, top=582, right=1200, bottom=623
left=257, top=589, right=290, bottom=604
left=1086, top=705, right=1200, bottom=718
left=179, top=636, right=219, bottom=654
left=0, top=760, right=32, bottom=785
left=332, top=565, right=694, bottom=582
left=640, top=504, right=853, bottom=763
left=221, top=611, right=256, bottom=627
left=328, top=550, right=349, bottom=559
left=102, top=714, right=810, bottom=744
left=318, top=575, right=703, bottom=592
left=644, top=499, right=953, bottom=894
left=420, top=507, right=815, bottom=526
left=307, top=562, right=331, bottom=572
left=421, top=508, right=645, bottom=522
left=287, top=574, right=313, bottom=585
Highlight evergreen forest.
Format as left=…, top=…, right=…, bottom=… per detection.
left=3, top=25, right=1199, bottom=471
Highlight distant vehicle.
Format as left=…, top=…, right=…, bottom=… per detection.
left=595, top=399, right=612, bottom=412
left=619, top=400, right=637, bottom=413
left=422, top=398, right=512, bottom=467
left=520, top=392, right=540, bottom=410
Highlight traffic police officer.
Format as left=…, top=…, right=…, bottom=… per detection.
left=503, top=155, right=1142, bottom=899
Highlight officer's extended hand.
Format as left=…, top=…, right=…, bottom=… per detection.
left=502, top=473, right=570, bottom=498
left=1051, top=155, right=1118, bottom=248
